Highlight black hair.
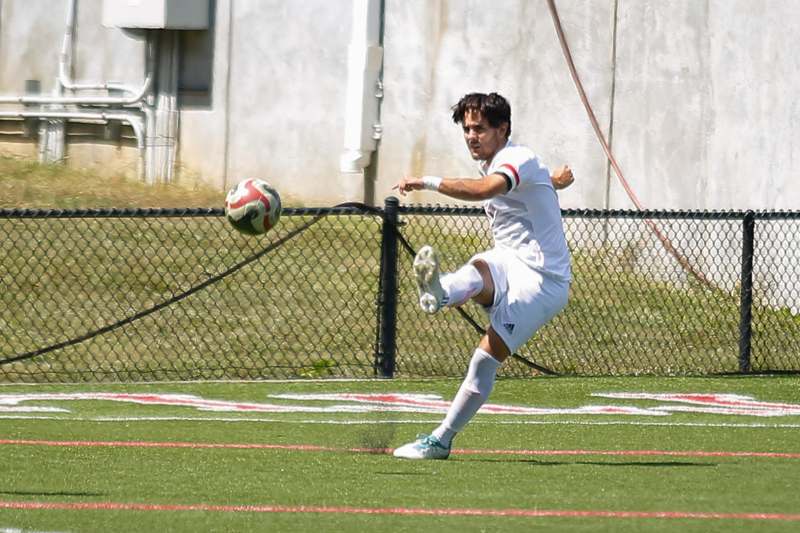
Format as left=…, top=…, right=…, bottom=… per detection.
left=451, top=92, right=511, bottom=138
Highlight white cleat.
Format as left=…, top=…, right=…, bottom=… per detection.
left=393, top=434, right=451, bottom=460
left=413, top=245, right=447, bottom=314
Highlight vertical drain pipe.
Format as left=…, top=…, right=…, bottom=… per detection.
left=39, top=0, right=74, bottom=164
left=339, top=0, right=384, bottom=203
left=145, top=29, right=181, bottom=184
left=58, top=0, right=77, bottom=95
left=48, top=0, right=75, bottom=164
left=148, top=30, right=180, bottom=184
left=162, top=30, right=180, bottom=183
left=221, top=0, right=235, bottom=190
left=145, top=30, right=159, bottom=184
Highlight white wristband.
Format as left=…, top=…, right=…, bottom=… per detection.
left=422, top=175, right=443, bottom=191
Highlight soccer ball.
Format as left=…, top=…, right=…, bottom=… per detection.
left=224, top=178, right=282, bottom=235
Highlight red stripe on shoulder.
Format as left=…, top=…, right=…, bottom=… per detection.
left=500, top=163, right=520, bottom=188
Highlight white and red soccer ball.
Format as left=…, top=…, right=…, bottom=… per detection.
left=224, top=178, right=282, bottom=235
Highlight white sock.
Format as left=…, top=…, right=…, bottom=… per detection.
left=440, top=264, right=483, bottom=307
left=432, top=348, right=501, bottom=448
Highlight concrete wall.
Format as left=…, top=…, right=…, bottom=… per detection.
left=177, top=0, right=351, bottom=204
left=0, top=0, right=797, bottom=210
left=222, top=0, right=350, bottom=202
left=611, top=0, right=800, bottom=211
left=377, top=0, right=613, bottom=210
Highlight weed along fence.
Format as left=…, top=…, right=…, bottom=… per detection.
left=1, top=200, right=798, bottom=383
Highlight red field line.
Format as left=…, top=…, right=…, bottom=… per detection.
left=1, top=439, right=799, bottom=459
left=0, top=500, right=798, bottom=521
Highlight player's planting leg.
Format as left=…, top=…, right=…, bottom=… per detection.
left=431, top=348, right=501, bottom=447
left=393, top=348, right=501, bottom=460
left=391, top=433, right=451, bottom=460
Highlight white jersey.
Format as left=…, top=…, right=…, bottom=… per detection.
left=479, top=141, right=571, bottom=281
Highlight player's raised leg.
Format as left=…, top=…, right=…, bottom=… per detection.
left=413, top=245, right=447, bottom=313
left=414, top=245, right=485, bottom=314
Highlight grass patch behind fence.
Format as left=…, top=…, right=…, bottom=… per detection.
left=0, top=155, right=223, bottom=209
left=1, top=156, right=798, bottom=381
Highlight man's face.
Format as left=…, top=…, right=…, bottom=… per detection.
left=461, top=109, right=508, bottom=161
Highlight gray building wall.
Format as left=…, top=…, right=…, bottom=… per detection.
left=378, top=0, right=614, bottom=210
left=0, top=0, right=797, bottom=210
left=611, top=0, right=800, bottom=211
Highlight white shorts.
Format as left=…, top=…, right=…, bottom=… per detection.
left=469, top=248, right=569, bottom=353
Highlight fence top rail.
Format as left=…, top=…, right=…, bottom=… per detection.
left=0, top=205, right=378, bottom=219
left=558, top=210, right=800, bottom=221
left=562, top=208, right=800, bottom=221
left=0, top=205, right=799, bottom=220
left=398, top=204, right=800, bottom=220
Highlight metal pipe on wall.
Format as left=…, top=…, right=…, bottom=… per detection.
left=0, top=0, right=156, bottom=175
left=339, top=0, right=384, bottom=201
left=57, top=0, right=154, bottom=98
left=165, top=30, right=180, bottom=183
left=0, top=109, right=146, bottom=179
left=0, top=0, right=154, bottom=108
left=0, top=84, right=152, bottom=107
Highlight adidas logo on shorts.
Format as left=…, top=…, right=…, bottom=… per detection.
left=503, top=322, right=515, bottom=334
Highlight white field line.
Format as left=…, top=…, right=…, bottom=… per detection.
left=1, top=414, right=799, bottom=429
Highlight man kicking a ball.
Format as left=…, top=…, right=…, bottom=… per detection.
left=392, top=92, right=573, bottom=460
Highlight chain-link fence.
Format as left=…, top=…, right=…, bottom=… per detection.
left=1, top=202, right=798, bottom=382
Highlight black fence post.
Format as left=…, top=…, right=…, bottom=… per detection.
left=376, top=196, right=399, bottom=377
left=738, top=210, right=755, bottom=373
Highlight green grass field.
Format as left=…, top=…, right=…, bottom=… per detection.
left=1, top=377, right=800, bottom=532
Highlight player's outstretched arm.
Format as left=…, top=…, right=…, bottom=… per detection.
left=394, top=166, right=574, bottom=199
left=394, top=174, right=508, bottom=202
left=551, top=165, right=574, bottom=190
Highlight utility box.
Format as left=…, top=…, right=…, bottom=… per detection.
left=102, top=0, right=209, bottom=30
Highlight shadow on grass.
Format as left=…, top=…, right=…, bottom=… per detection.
left=0, top=490, right=105, bottom=497
left=462, top=459, right=718, bottom=468
left=373, top=471, right=439, bottom=476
